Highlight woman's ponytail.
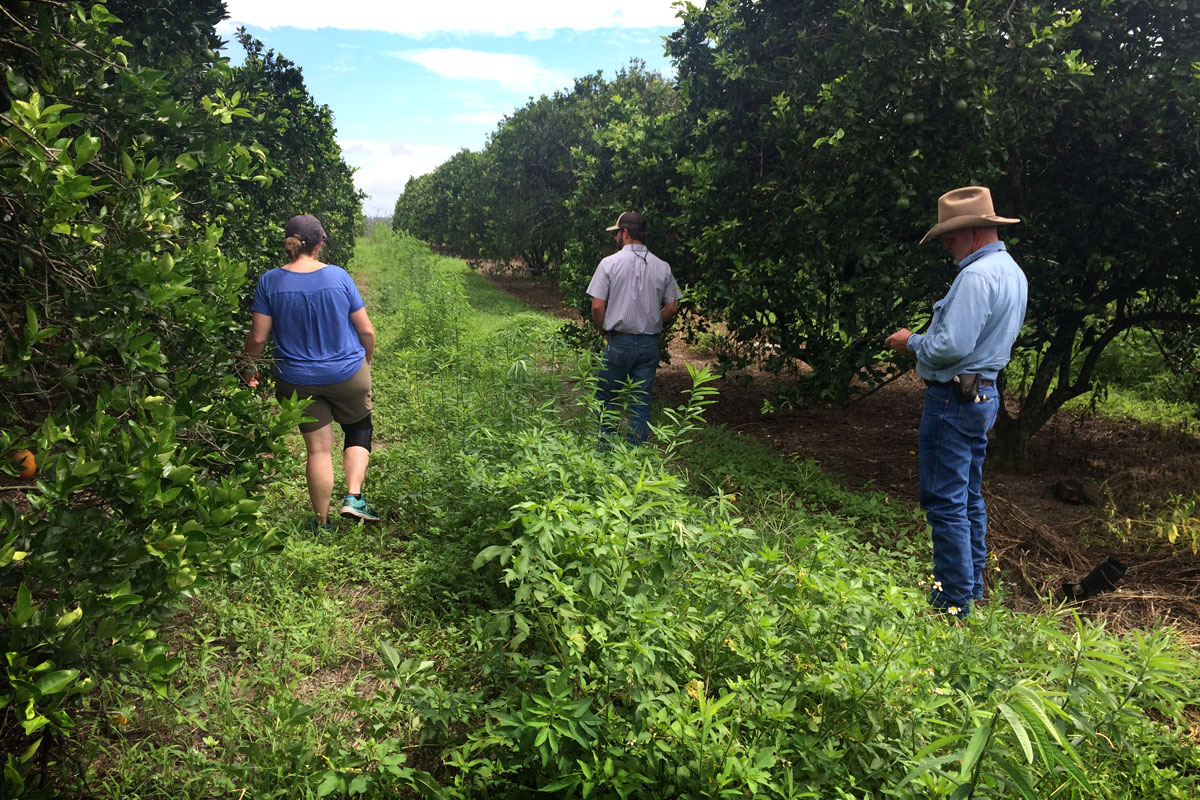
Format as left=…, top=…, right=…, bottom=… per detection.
left=285, top=234, right=315, bottom=261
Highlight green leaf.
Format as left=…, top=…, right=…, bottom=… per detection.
left=18, top=737, right=42, bottom=763
left=13, top=584, right=34, bottom=625
left=315, top=771, right=342, bottom=797
left=898, top=751, right=963, bottom=788
left=993, top=755, right=1039, bottom=800
left=998, top=702, right=1034, bottom=764
left=109, top=592, right=143, bottom=611
left=20, top=714, right=49, bottom=736
left=75, top=133, right=101, bottom=164
left=958, top=720, right=992, bottom=781
left=6, top=68, right=30, bottom=98
left=55, top=606, right=82, bottom=629
left=540, top=775, right=581, bottom=792
left=380, top=640, right=401, bottom=671
left=34, top=670, right=80, bottom=695
left=4, top=755, right=25, bottom=795
left=473, top=544, right=507, bottom=569
left=1048, top=737, right=1092, bottom=789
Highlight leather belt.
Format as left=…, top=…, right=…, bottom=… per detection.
left=924, top=378, right=994, bottom=389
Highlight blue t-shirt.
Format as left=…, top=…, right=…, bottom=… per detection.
left=251, top=265, right=366, bottom=385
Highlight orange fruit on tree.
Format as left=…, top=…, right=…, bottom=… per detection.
left=10, top=449, right=36, bottom=479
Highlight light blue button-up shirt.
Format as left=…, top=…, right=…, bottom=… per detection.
left=907, top=241, right=1028, bottom=382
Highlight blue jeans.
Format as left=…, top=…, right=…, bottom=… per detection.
left=597, top=334, right=660, bottom=444
left=918, top=383, right=999, bottom=618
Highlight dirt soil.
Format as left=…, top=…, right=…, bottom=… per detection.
left=482, top=268, right=1200, bottom=644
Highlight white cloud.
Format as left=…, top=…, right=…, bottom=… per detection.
left=223, top=0, right=680, bottom=36
left=388, top=48, right=568, bottom=92
left=215, top=18, right=240, bottom=40
left=340, top=139, right=460, bottom=216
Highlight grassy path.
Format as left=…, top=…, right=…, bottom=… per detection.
left=69, top=230, right=1200, bottom=800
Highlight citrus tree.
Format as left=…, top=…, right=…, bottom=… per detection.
left=0, top=1, right=352, bottom=790
left=667, top=0, right=1200, bottom=455
left=392, top=147, right=493, bottom=257
left=393, top=65, right=676, bottom=276
left=479, top=77, right=610, bottom=273
left=559, top=64, right=685, bottom=315
left=228, top=30, right=365, bottom=269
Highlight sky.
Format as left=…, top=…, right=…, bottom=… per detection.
left=218, top=1, right=682, bottom=217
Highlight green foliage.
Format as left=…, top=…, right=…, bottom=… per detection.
left=558, top=64, right=684, bottom=315
left=666, top=0, right=1200, bottom=455
left=54, top=230, right=1199, bottom=799
left=225, top=30, right=365, bottom=269
left=392, top=149, right=492, bottom=258
left=0, top=2, right=356, bottom=793
left=352, top=231, right=1200, bottom=799
left=425, top=377, right=1199, bottom=799
left=401, top=0, right=1200, bottom=455
left=392, top=62, right=676, bottom=280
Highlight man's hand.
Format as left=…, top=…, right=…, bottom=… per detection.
left=885, top=328, right=913, bottom=354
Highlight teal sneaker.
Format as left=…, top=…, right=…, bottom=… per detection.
left=308, top=518, right=333, bottom=534
left=340, top=494, right=381, bottom=523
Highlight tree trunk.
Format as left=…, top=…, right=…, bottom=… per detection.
left=990, top=327, right=1079, bottom=465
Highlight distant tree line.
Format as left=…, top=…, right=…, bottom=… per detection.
left=392, top=0, right=1200, bottom=460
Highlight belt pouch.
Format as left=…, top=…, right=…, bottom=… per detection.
left=954, top=373, right=979, bottom=403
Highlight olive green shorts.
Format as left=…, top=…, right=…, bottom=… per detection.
left=275, top=360, right=372, bottom=434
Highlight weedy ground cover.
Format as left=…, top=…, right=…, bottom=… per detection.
left=68, top=229, right=1200, bottom=799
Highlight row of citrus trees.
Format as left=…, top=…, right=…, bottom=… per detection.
left=392, top=0, right=1200, bottom=459
left=0, top=2, right=361, bottom=793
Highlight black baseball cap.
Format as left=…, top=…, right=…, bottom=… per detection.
left=605, top=211, right=646, bottom=232
left=284, top=214, right=327, bottom=246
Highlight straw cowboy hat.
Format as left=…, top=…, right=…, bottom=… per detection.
left=919, top=186, right=1020, bottom=244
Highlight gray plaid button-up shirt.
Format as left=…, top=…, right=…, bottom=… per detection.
left=586, top=245, right=681, bottom=335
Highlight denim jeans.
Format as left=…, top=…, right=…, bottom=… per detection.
left=918, top=382, right=999, bottom=618
left=597, top=334, right=660, bottom=444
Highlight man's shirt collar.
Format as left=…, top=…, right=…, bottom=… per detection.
left=958, top=240, right=1006, bottom=269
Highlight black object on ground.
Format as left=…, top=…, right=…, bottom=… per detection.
left=1062, top=555, right=1129, bottom=601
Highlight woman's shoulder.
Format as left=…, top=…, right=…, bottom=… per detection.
left=256, top=266, right=285, bottom=285
left=326, top=265, right=358, bottom=285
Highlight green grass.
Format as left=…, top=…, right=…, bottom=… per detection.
left=66, top=228, right=1200, bottom=800
left=1063, top=386, right=1199, bottom=430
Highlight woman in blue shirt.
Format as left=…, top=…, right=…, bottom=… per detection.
left=243, top=214, right=380, bottom=531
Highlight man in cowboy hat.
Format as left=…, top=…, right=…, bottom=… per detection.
left=885, top=186, right=1028, bottom=619
left=587, top=211, right=681, bottom=443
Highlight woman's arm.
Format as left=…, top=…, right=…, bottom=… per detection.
left=242, top=312, right=272, bottom=384
left=349, top=307, right=375, bottom=365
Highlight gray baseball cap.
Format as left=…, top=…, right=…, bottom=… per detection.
left=284, top=214, right=327, bottom=246
left=605, top=211, right=646, bottom=232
